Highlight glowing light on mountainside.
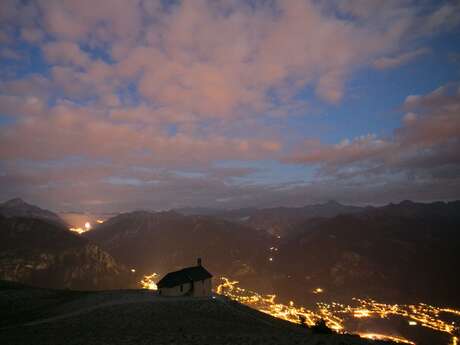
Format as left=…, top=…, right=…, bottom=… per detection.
left=140, top=273, right=159, bottom=290
left=313, top=288, right=324, bottom=294
left=69, top=226, right=88, bottom=234
left=69, top=221, right=93, bottom=234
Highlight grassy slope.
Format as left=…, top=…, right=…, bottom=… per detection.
left=0, top=281, right=393, bottom=345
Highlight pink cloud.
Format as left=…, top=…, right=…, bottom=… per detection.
left=289, top=135, right=391, bottom=168
left=287, top=84, right=460, bottom=178
left=398, top=86, right=460, bottom=147
left=0, top=102, right=281, bottom=165
left=0, top=0, right=434, bottom=121
left=373, top=48, right=430, bottom=69
left=20, top=28, right=45, bottom=43
left=39, top=0, right=143, bottom=42
left=315, top=70, right=345, bottom=103
left=43, top=41, right=91, bottom=67
left=422, top=2, right=460, bottom=34
left=0, top=47, right=23, bottom=60
left=0, top=95, right=45, bottom=117
left=0, top=74, right=52, bottom=98
left=107, top=0, right=409, bottom=117
left=0, top=31, right=10, bottom=44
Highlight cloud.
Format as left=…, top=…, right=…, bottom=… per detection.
left=24, top=0, right=423, bottom=115
left=0, top=101, right=281, bottom=165
left=0, top=31, right=11, bottom=44
left=0, top=95, right=46, bottom=117
left=43, top=41, right=91, bottom=67
left=0, top=74, right=53, bottom=98
left=288, top=135, right=391, bottom=169
left=315, top=70, right=345, bottom=103
left=422, top=2, right=460, bottom=34
left=2, top=155, right=459, bottom=212
left=39, top=0, right=143, bottom=42
left=0, top=47, right=24, bottom=60
left=373, top=48, right=430, bottom=69
left=287, top=84, right=460, bottom=181
left=20, top=28, right=45, bottom=43
left=0, top=0, right=42, bottom=42
left=2, top=0, right=445, bottom=117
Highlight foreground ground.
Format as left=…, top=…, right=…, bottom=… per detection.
left=0, top=281, right=394, bottom=345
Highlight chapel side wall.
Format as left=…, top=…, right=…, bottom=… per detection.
left=192, top=278, right=212, bottom=297
left=160, top=282, right=191, bottom=296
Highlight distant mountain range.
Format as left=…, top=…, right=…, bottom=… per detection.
left=176, top=200, right=364, bottom=236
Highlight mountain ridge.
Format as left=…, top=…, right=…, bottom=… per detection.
left=0, top=198, right=67, bottom=227
left=0, top=214, right=136, bottom=290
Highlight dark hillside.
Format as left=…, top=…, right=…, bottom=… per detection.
left=0, top=282, right=394, bottom=345
left=272, top=201, right=460, bottom=306
left=84, top=211, right=271, bottom=282
left=0, top=215, right=134, bottom=290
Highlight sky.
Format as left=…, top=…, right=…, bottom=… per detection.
left=0, top=0, right=460, bottom=212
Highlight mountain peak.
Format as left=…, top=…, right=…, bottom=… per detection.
left=324, top=200, right=341, bottom=207
left=0, top=198, right=66, bottom=226
left=3, top=198, right=28, bottom=207
left=399, top=200, right=415, bottom=206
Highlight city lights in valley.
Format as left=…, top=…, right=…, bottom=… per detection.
left=69, top=219, right=105, bottom=234
left=69, top=222, right=91, bottom=234
left=140, top=273, right=159, bottom=290
left=215, top=277, right=460, bottom=345
left=69, top=227, right=87, bottom=234
left=359, top=333, right=415, bottom=344
left=138, top=273, right=459, bottom=344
